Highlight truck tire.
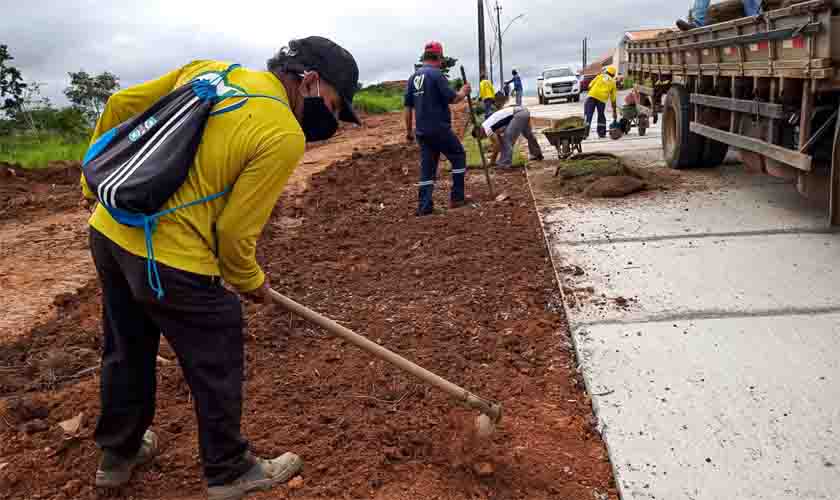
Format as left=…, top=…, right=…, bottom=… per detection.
left=573, top=95, right=581, bottom=103
left=662, top=85, right=705, bottom=169
left=701, top=139, right=728, bottom=167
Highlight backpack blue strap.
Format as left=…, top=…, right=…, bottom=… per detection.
left=83, top=127, right=119, bottom=166
left=188, top=63, right=289, bottom=116
left=210, top=93, right=289, bottom=116
left=144, top=188, right=231, bottom=299
left=104, top=187, right=231, bottom=300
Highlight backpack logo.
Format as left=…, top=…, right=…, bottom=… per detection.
left=128, top=116, right=159, bottom=142
left=194, top=70, right=248, bottom=114
left=413, top=74, right=426, bottom=96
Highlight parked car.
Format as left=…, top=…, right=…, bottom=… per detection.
left=536, top=66, right=581, bottom=105
left=579, top=73, right=596, bottom=92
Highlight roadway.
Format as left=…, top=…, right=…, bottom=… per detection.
left=525, top=95, right=840, bottom=500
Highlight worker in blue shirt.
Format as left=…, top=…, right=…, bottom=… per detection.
left=404, top=41, right=472, bottom=216
left=505, top=70, right=523, bottom=106
left=676, top=0, right=761, bottom=30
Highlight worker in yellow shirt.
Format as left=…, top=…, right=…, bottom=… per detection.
left=479, top=73, right=496, bottom=119
left=584, top=65, right=619, bottom=138
left=82, top=37, right=360, bottom=500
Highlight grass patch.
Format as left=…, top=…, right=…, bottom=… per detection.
left=462, top=122, right=525, bottom=168
left=354, top=83, right=404, bottom=114
left=0, top=133, right=88, bottom=168
left=555, top=159, right=622, bottom=179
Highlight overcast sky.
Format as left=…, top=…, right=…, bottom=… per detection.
left=3, top=0, right=692, bottom=104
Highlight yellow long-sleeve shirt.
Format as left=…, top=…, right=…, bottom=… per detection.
left=82, top=60, right=305, bottom=292
left=479, top=79, right=496, bottom=100
left=587, top=73, right=617, bottom=105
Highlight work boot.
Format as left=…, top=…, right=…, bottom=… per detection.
left=529, top=155, right=544, bottom=162
left=449, top=197, right=475, bottom=209
left=416, top=207, right=446, bottom=216
left=95, top=430, right=159, bottom=488
left=676, top=19, right=698, bottom=31
left=207, top=452, right=303, bottom=500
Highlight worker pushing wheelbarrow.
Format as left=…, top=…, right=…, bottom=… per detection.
left=618, top=88, right=650, bottom=137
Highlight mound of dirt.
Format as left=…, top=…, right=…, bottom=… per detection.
left=0, top=162, right=83, bottom=224
left=584, top=175, right=646, bottom=198
left=0, top=141, right=616, bottom=499
left=1, top=161, right=81, bottom=185
left=0, top=280, right=101, bottom=397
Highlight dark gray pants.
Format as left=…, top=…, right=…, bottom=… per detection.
left=90, top=228, right=252, bottom=486
left=499, top=108, right=543, bottom=166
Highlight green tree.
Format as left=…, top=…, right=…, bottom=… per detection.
left=64, top=70, right=119, bottom=124
left=0, top=44, right=26, bottom=114
left=417, top=55, right=459, bottom=78
left=18, top=81, right=51, bottom=131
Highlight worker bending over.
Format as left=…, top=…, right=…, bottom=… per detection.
left=82, top=36, right=360, bottom=500
left=584, top=65, right=618, bottom=139
left=473, top=94, right=543, bottom=168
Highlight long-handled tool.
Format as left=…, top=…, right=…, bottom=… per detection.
left=268, top=288, right=502, bottom=436
left=460, top=66, right=495, bottom=198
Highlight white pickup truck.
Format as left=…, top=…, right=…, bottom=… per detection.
left=536, top=66, right=581, bottom=105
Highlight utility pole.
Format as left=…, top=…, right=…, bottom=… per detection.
left=582, top=37, right=588, bottom=73
left=496, top=1, right=504, bottom=87
left=478, top=0, right=487, bottom=79
left=489, top=40, right=495, bottom=85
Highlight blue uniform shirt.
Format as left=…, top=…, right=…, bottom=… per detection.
left=512, top=75, right=522, bottom=91
left=404, top=65, right=457, bottom=136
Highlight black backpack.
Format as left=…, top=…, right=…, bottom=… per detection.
left=83, top=64, right=288, bottom=298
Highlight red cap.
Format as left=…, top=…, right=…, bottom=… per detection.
left=424, top=41, right=444, bottom=57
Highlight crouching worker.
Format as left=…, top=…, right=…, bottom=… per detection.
left=473, top=95, right=543, bottom=168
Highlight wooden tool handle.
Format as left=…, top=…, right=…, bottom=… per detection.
left=460, top=66, right=496, bottom=198
left=268, top=288, right=501, bottom=422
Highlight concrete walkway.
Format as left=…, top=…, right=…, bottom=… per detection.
left=526, top=98, right=840, bottom=499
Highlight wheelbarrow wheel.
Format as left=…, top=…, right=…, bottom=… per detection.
left=638, top=114, right=649, bottom=136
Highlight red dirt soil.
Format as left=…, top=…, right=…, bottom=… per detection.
left=0, top=114, right=616, bottom=499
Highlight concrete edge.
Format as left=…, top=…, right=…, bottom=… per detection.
left=522, top=165, right=626, bottom=500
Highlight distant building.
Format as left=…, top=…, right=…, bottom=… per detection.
left=581, top=54, right=613, bottom=77
left=614, top=29, right=673, bottom=76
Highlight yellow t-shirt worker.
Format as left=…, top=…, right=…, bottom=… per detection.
left=83, top=37, right=361, bottom=500
left=584, top=65, right=619, bottom=138
left=478, top=74, right=497, bottom=118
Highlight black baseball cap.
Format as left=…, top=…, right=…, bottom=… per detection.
left=267, top=36, right=361, bottom=125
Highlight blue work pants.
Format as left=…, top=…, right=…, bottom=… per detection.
left=584, top=97, right=608, bottom=138
left=693, top=0, right=761, bottom=26
left=416, top=129, right=466, bottom=215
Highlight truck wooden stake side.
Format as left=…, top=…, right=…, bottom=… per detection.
left=625, top=0, right=840, bottom=225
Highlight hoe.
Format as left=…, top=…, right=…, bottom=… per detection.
left=269, top=289, right=502, bottom=437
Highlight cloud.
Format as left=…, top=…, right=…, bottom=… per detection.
left=2, top=0, right=688, bottom=104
